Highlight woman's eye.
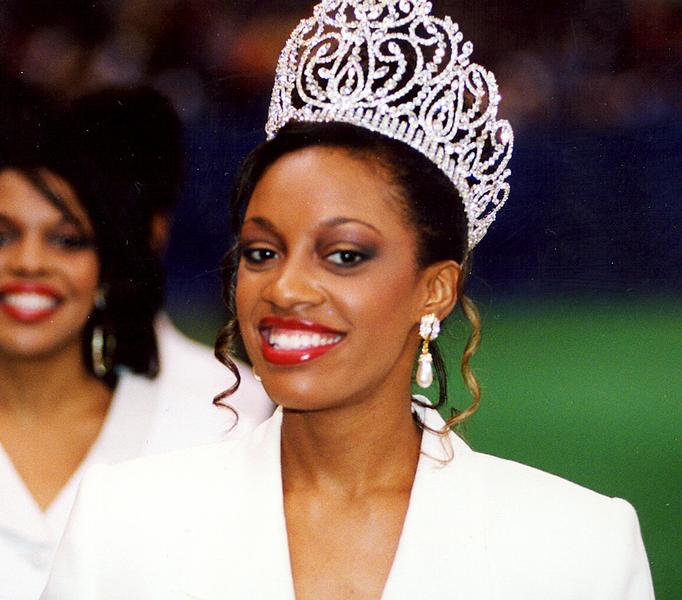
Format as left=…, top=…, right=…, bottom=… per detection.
left=242, top=247, right=278, bottom=264
left=0, top=231, right=17, bottom=247
left=326, top=250, right=368, bottom=267
left=49, top=234, right=94, bottom=251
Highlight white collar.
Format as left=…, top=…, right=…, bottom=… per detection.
left=0, top=371, right=160, bottom=543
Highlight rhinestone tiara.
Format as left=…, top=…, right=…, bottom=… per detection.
left=266, top=0, right=514, bottom=249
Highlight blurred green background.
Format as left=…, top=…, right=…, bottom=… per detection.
left=438, top=297, right=680, bottom=598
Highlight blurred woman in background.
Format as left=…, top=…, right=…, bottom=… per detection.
left=0, top=79, right=271, bottom=600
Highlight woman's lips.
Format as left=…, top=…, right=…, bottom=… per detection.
left=258, top=317, right=345, bottom=365
left=0, top=283, right=62, bottom=323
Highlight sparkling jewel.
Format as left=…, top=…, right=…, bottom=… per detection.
left=266, top=0, right=514, bottom=249
left=419, top=313, right=440, bottom=341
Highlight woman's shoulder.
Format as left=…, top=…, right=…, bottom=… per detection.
left=420, top=405, right=639, bottom=527
left=83, top=408, right=279, bottom=504
left=468, top=443, right=615, bottom=501
left=466, top=442, right=650, bottom=589
left=80, top=442, right=235, bottom=516
left=450, top=438, right=637, bottom=527
left=420, top=436, right=654, bottom=597
left=90, top=432, right=255, bottom=495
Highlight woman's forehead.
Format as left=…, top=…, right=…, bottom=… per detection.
left=245, top=146, right=407, bottom=231
left=0, top=168, right=92, bottom=232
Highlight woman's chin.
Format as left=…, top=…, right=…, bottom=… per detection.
left=0, top=328, right=82, bottom=362
left=259, top=373, right=351, bottom=413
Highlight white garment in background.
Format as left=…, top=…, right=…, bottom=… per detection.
left=0, top=316, right=273, bottom=600
left=41, top=402, right=653, bottom=599
left=152, top=314, right=275, bottom=445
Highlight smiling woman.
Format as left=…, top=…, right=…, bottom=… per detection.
left=0, top=166, right=110, bottom=508
left=237, top=144, right=436, bottom=410
left=0, top=88, right=170, bottom=599
left=224, top=126, right=466, bottom=422
left=42, top=2, right=654, bottom=599
left=216, top=121, right=475, bottom=425
left=0, top=170, right=99, bottom=359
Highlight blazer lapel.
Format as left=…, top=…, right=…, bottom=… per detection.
left=382, top=406, right=493, bottom=600
left=179, top=409, right=295, bottom=600
left=178, top=404, right=492, bottom=599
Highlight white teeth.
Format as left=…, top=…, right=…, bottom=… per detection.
left=3, top=293, right=58, bottom=311
left=268, top=329, right=342, bottom=351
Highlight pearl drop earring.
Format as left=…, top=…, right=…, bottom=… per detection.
left=416, top=313, right=440, bottom=389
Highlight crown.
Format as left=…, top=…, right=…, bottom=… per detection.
left=266, top=0, right=514, bottom=249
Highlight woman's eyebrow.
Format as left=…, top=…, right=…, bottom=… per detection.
left=0, top=211, right=84, bottom=226
left=242, top=215, right=383, bottom=241
left=241, top=216, right=285, bottom=242
left=242, top=216, right=278, bottom=232
left=21, top=170, right=87, bottom=233
left=0, top=214, right=15, bottom=227
left=320, top=216, right=382, bottom=235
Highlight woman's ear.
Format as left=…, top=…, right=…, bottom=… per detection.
left=418, top=260, right=461, bottom=321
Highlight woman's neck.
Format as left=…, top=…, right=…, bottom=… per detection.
left=281, top=390, right=422, bottom=498
left=0, top=343, right=111, bottom=421
left=0, top=342, right=113, bottom=511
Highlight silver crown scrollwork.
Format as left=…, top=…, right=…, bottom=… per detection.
left=267, top=0, right=514, bottom=249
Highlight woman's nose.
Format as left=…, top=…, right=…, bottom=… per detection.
left=6, top=235, right=49, bottom=276
left=262, top=257, right=324, bottom=311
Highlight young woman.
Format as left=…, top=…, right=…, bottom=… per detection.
left=0, top=84, right=271, bottom=600
left=42, top=2, right=654, bottom=598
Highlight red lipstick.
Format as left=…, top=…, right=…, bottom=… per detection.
left=258, top=317, right=345, bottom=365
left=0, top=282, right=62, bottom=323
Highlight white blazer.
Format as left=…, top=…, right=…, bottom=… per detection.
left=41, top=404, right=654, bottom=599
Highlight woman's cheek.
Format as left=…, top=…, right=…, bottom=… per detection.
left=336, top=275, right=407, bottom=336
left=235, top=276, right=259, bottom=354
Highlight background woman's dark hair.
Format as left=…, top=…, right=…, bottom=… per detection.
left=0, top=82, right=184, bottom=383
left=53, top=87, right=184, bottom=382
left=215, top=121, right=482, bottom=431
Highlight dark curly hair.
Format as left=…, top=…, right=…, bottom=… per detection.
left=215, top=121, right=482, bottom=431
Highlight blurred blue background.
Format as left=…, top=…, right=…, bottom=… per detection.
left=1, top=1, right=679, bottom=596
